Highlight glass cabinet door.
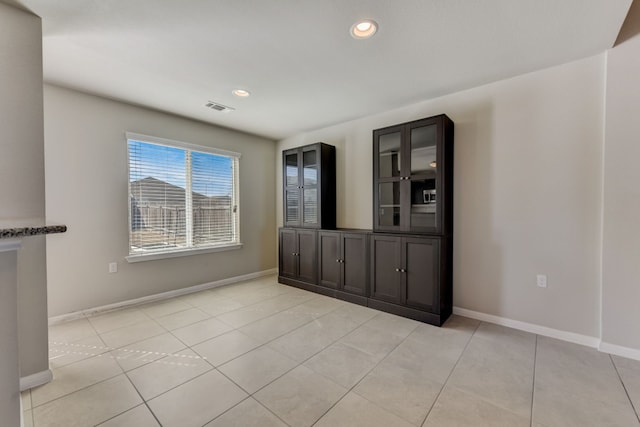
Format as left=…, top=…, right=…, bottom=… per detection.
left=378, top=182, right=401, bottom=227
left=375, top=128, right=403, bottom=231
left=302, top=148, right=318, bottom=225
left=409, top=124, right=438, bottom=231
left=284, top=151, right=300, bottom=225
left=285, top=152, right=299, bottom=187
left=378, top=131, right=402, bottom=179
left=285, top=188, right=300, bottom=224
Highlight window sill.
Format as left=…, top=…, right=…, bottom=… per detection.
left=126, top=242, right=243, bottom=263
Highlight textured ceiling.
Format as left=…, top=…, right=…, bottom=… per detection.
left=11, top=0, right=634, bottom=140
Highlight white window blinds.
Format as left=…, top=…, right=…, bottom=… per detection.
left=127, top=133, right=240, bottom=256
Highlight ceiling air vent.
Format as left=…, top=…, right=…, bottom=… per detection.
left=205, top=101, right=235, bottom=112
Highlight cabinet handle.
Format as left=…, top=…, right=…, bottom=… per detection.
left=336, top=259, right=340, bottom=263
left=395, top=268, right=400, bottom=272
left=401, top=268, right=406, bottom=273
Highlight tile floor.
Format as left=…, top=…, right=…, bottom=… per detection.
left=23, top=275, right=640, bottom=426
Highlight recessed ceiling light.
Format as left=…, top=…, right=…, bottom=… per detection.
left=350, top=19, right=378, bottom=39
left=232, top=89, right=251, bottom=97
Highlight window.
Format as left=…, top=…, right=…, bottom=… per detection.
left=126, top=132, right=241, bottom=261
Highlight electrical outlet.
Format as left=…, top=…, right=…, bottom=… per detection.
left=536, top=274, right=547, bottom=288
left=108, top=262, right=118, bottom=273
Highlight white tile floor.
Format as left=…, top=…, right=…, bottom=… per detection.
left=25, top=275, right=640, bottom=426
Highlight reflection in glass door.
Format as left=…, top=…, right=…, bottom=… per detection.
left=409, top=124, right=437, bottom=230
left=378, top=182, right=401, bottom=227
left=302, top=149, right=318, bottom=225
left=285, top=152, right=299, bottom=186
left=284, top=152, right=300, bottom=224
left=378, top=131, right=402, bottom=178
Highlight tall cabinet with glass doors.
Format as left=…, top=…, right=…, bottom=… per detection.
left=279, top=143, right=336, bottom=288
left=371, top=115, right=454, bottom=325
left=283, top=143, right=336, bottom=229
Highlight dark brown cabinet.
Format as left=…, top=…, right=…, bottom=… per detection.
left=283, top=143, right=336, bottom=229
left=373, top=115, right=454, bottom=235
left=318, top=230, right=368, bottom=304
left=369, top=114, right=454, bottom=326
left=369, top=234, right=448, bottom=324
left=278, top=114, right=453, bottom=327
left=279, top=228, right=317, bottom=285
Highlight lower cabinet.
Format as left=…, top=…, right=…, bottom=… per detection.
left=369, top=234, right=449, bottom=325
left=279, top=228, right=317, bottom=284
left=278, top=228, right=451, bottom=326
left=318, top=230, right=368, bottom=304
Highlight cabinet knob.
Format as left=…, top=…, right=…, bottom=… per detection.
left=395, top=268, right=400, bottom=272
left=401, top=268, right=406, bottom=273
left=336, top=259, right=340, bottom=263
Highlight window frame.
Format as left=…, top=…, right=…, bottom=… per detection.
left=125, top=132, right=242, bottom=263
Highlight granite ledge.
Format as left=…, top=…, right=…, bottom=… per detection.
left=0, top=225, right=67, bottom=239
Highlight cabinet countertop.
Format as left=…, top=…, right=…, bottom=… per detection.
left=0, top=225, right=67, bottom=239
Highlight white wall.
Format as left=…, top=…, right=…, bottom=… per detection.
left=44, top=85, right=277, bottom=316
left=0, top=1, right=50, bottom=383
left=277, top=54, right=605, bottom=339
left=602, top=3, right=640, bottom=353
left=0, top=3, right=49, bottom=419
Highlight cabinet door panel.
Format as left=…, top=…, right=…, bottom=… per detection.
left=297, top=230, right=317, bottom=284
left=284, top=188, right=301, bottom=226
left=284, top=151, right=299, bottom=187
left=318, top=232, right=339, bottom=289
left=279, top=229, right=298, bottom=278
left=371, top=236, right=401, bottom=303
left=410, top=124, right=437, bottom=175
left=404, top=237, right=439, bottom=312
left=302, top=149, right=318, bottom=186
left=377, top=131, right=402, bottom=179
left=342, top=234, right=368, bottom=296
left=302, top=187, right=318, bottom=225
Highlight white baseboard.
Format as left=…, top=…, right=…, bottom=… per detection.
left=20, top=369, right=52, bottom=391
left=599, top=341, right=640, bottom=362
left=49, top=268, right=278, bottom=325
left=453, top=306, right=601, bottom=348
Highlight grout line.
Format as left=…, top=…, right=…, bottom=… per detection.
left=47, top=278, right=487, bottom=427
left=252, top=397, right=293, bottom=427
left=118, top=289, right=342, bottom=424
left=308, top=315, right=421, bottom=425
left=197, top=303, right=358, bottom=398
left=610, top=354, right=640, bottom=424
left=530, top=334, right=538, bottom=427
left=418, top=319, right=481, bottom=426
left=196, top=396, right=293, bottom=427
left=30, top=371, right=128, bottom=411
left=119, top=372, right=164, bottom=427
